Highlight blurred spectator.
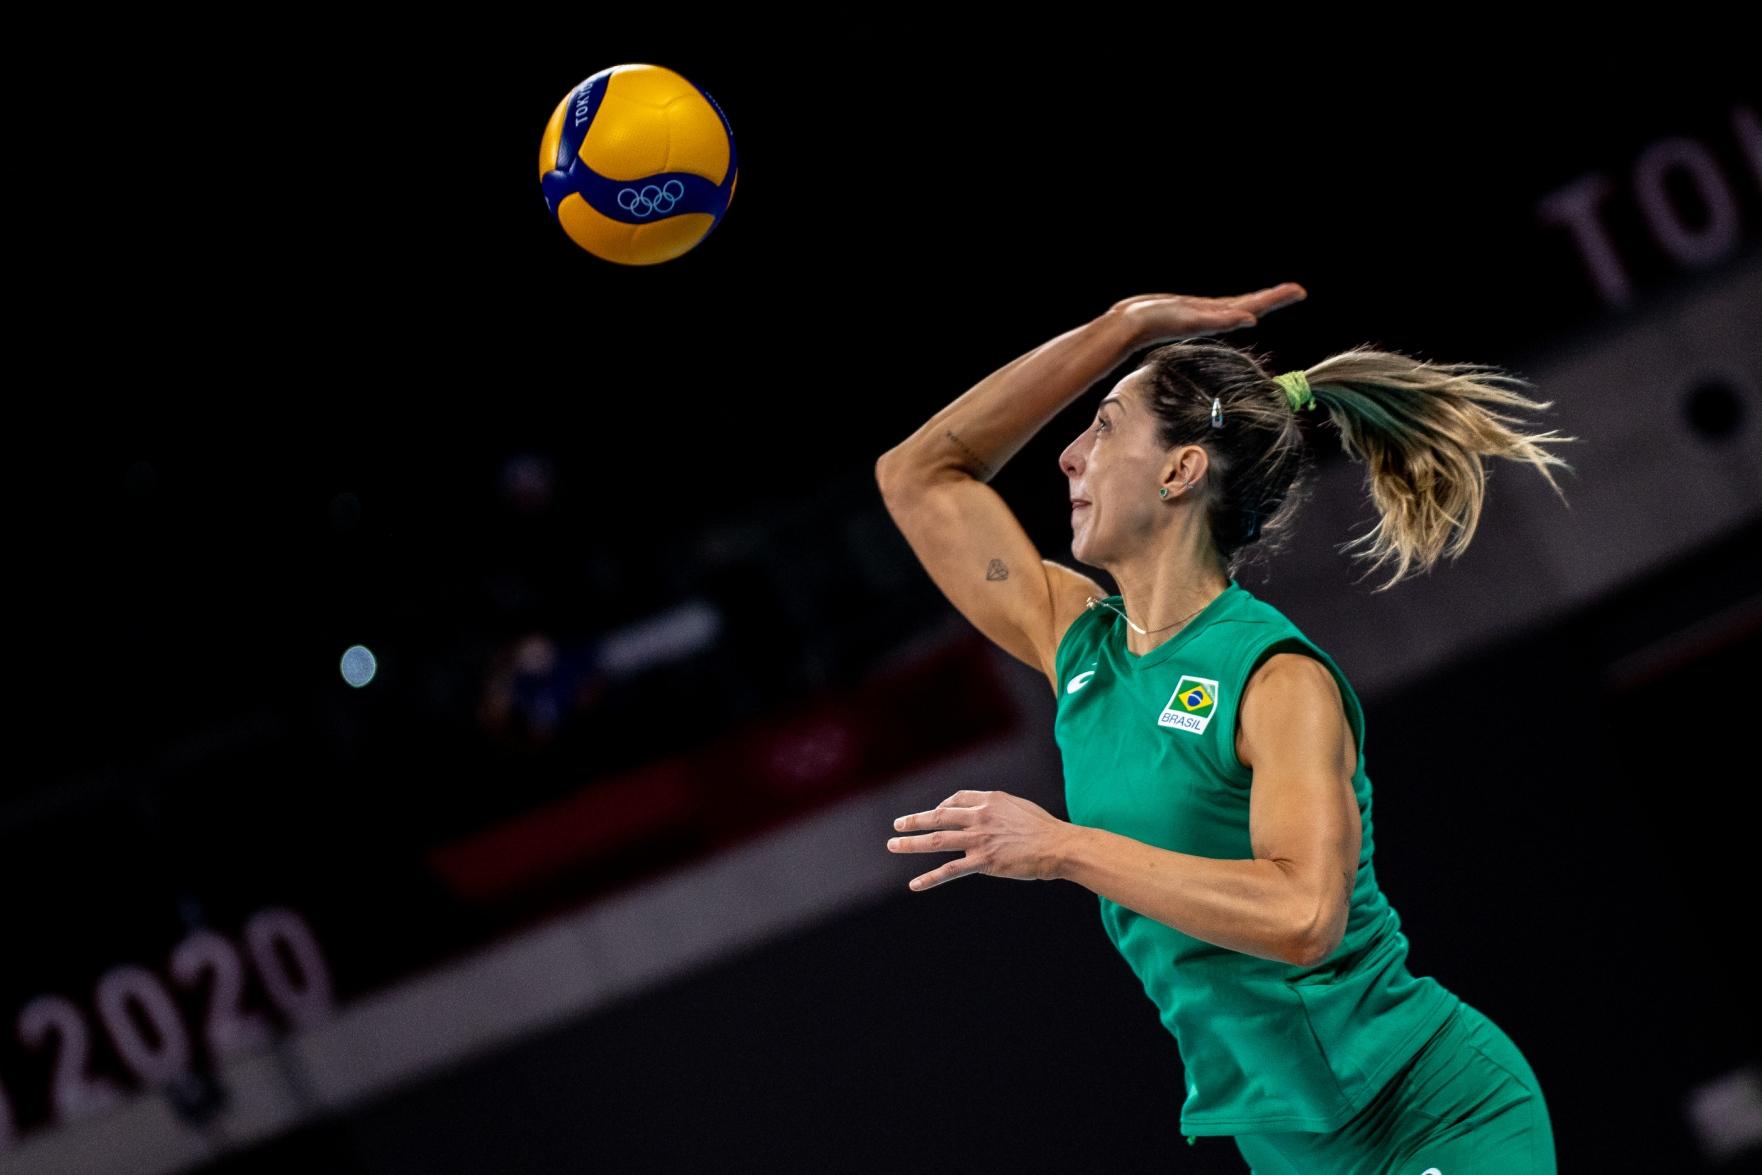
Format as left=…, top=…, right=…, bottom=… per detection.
left=475, top=632, right=608, bottom=749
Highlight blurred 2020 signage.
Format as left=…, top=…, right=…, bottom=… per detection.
left=0, top=906, right=333, bottom=1147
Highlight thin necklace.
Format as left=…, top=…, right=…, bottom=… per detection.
left=1085, top=589, right=1220, bottom=637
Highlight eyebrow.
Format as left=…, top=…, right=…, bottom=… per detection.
left=1097, top=396, right=1127, bottom=413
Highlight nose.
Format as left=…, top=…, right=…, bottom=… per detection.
left=1059, top=433, right=1084, bottom=479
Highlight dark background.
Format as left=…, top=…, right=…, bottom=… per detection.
left=7, top=24, right=1760, bottom=1175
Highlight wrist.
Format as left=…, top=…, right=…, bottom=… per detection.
left=1052, top=822, right=1092, bottom=882
left=1097, top=306, right=1146, bottom=354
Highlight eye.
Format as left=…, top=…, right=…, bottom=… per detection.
left=1093, top=416, right=1110, bottom=433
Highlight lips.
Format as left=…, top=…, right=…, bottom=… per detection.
left=1071, top=500, right=1090, bottom=508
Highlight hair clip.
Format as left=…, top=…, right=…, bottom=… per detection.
left=1211, top=396, right=1224, bottom=428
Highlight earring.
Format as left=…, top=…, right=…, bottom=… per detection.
left=1159, top=487, right=1169, bottom=498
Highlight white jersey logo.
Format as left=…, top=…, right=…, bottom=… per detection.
left=1065, top=670, right=1096, bottom=695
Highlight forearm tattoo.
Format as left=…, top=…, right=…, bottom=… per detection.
left=987, top=559, right=1009, bottom=581
left=944, top=428, right=993, bottom=479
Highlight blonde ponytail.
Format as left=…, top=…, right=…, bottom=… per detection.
left=1138, top=341, right=1579, bottom=592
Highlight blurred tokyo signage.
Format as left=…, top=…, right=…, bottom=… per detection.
left=1538, top=102, right=1760, bottom=310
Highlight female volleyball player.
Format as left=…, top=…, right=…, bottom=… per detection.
left=876, top=284, right=1573, bottom=1172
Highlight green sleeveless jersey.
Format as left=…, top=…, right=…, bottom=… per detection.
left=1054, top=578, right=1460, bottom=1136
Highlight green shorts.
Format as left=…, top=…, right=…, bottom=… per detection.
left=1232, top=999, right=1555, bottom=1174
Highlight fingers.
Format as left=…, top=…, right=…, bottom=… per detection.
left=888, top=828, right=974, bottom=854
left=891, top=832, right=975, bottom=889
left=1215, top=283, right=1304, bottom=309
left=894, top=804, right=975, bottom=831
left=890, top=799, right=988, bottom=889
left=1241, top=282, right=1307, bottom=310
left=890, top=805, right=977, bottom=895
left=907, top=860, right=977, bottom=891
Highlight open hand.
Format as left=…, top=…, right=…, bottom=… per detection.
left=887, top=789, right=1072, bottom=890
left=1107, top=282, right=1307, bottom=348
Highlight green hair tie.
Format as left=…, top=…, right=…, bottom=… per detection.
left=1274, top=370, right=1316, bottom=412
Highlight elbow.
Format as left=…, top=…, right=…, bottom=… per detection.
left=1288, top=905, right=1345, bottom=969
left=877, top=452, right=961, bottom=502
left=1288, top=933, right=1332, bottom=970
left=875, top=453, right=896, bottom=495
left=876, top=451, right=918, bottom=500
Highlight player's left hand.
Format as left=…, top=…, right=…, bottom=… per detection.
left=887, top=789, right=1072, bottom=890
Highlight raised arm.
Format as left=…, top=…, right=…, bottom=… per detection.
left=874, top=311, right=1137, bottom=694
left=874, top=288, right=1303, bottom=695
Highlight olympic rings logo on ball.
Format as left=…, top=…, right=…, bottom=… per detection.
left=616, top=180, right=686, bottom=218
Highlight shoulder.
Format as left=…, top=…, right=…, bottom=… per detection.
left=1225, top=594, right=1339, bottom=686
left=1238, top=651, right=1357, bottom=773
left=1244, top=650, right=1338, bottom=699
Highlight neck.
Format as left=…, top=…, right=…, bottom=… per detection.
left=1111, top=558, right=1231, bottom=656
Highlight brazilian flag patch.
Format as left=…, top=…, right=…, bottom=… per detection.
left=1158, top=674, right=1219, bottom=734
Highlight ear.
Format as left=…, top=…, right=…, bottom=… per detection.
left=1163, top=443, right=1212, bottom=491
